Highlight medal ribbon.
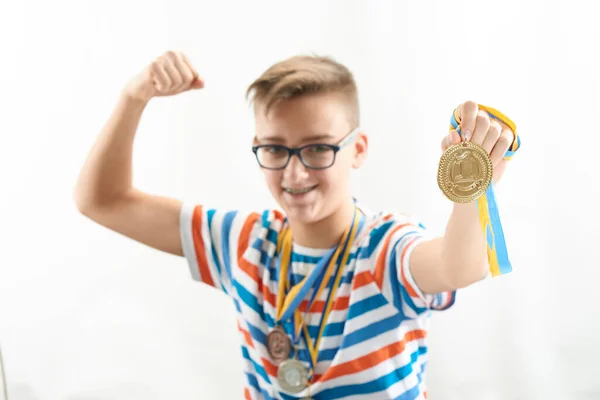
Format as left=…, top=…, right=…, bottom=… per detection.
left=301, top=211, right=360, bottom=373
left=275, top=209, right=360, bottom=371
left=450, top=104, right=521, bottom=276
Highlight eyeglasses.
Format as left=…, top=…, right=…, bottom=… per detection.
left=252, top=127, right=360, bottom=170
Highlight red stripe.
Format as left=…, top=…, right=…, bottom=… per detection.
left=261, top=357, right=278, bottom=377
left=298, top=296, right=350, bottom=313
left=237, top=321, right=254, bottom=349
left=191, top=206, right=215, bottom=287
left=317, top=329, right=427, bottom=382
left=352, top=270, right=375, bottom=290
left=374, top=223, right=410, bottom=289
left=398, top=236, right=421, bottom=298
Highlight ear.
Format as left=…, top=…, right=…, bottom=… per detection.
left=352, top=131, right=368, bottom=168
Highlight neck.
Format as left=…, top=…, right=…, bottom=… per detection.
left=287, top=197, right=356, bottom=249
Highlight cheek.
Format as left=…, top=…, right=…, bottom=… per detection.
left=263, top=171, right=282, bottom=190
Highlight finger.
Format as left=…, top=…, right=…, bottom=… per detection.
left=151, top=60, right=172, bottom=91
left=481, top=119, right=502, bottom=153
left=171, top=52, right=194, bottom=89
left=457, top=101, right=478, bottom=141
left=489, top=127, right=513, bottom=165
left=471, top=110, right=490, bottom=145
left=162, top=56, right=183, bottom=89
left=181, top=54, right=204, bottom=89
left=440, top=130, right=459, bottom=151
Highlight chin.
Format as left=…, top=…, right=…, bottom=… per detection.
left=281, top=203, right=322, bottom=224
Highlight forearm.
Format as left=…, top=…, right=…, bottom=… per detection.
left=441, top=202, right=489, bottom=286
left=74, top=92, right=148, bottom=210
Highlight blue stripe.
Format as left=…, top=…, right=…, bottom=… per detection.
left=269, top=262, right=356, bottom=285
left=317, top=347, right=427, bottom=400
left=398, top=277, right=426, bottom=316
left=220, top=211, right=237, bottom=282
left=485, top=183, right=512, bottom=274
left=266, top=228, right=278, bottom=245
left=306, top=320, right=345, bottom=338
left=317, top=346, right=340, bottom=362
left=389, top=240, right=404, bottom=313
left=244, top=372, right=272, bottom=400
left=346, top=292, right=389, bottom=321
left=234, top=281, right=266, bottom=320
left=245, top=320, right=267, bottom=345
left=340, top=312, right=402, bottom=349
left=360, top=220, right=394, bottom=259
left=206, top=209, right=227, bottom=292
left=388, top=231, right=418, bottom=315
left=241, top=347, right=273, bottom=390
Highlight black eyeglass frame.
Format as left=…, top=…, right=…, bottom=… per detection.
left=251, top=126, right=360, bottom=170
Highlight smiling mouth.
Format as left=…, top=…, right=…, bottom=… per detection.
left=283, top=185, right=317, bottom=195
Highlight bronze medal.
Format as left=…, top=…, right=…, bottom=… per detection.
left=277, top=358, right=309, bottom=393
left=437, top=141, right=493, bottom=203
left=266, top=326, right=291, bottom=364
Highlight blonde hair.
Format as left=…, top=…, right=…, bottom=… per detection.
left=246, top=54, right=359, bottom=126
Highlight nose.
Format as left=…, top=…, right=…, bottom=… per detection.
left=283, top=153, right=309, bottom=183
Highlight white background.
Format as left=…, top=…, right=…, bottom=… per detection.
left=1, top=0, right=599, bottom=399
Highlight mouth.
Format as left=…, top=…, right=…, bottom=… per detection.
left=282, top=185, right=318, bottom=195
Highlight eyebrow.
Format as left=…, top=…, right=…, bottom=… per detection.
left=258, top=133, right=336, bottom=144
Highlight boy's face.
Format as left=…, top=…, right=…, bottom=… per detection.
left=253, top=92, right=368, bottom=225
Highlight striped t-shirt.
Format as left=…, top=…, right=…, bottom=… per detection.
left=180, top=203, right=455, bottom=400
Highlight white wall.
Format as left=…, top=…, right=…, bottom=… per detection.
left=1, top=0, right=599, bottom=399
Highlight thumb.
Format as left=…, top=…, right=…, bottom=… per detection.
left=190, top=77, right=204, bottom=89
left=441, top=130, right=461, bottom=151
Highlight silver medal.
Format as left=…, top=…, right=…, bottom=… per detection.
left=277, top=358, right=308, bottom=393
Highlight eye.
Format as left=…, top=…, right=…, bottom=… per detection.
left=308, top=145, right=330, bottom=153
left=265, top=146, right=286, bottom=154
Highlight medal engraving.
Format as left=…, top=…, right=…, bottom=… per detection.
left=266, top=326, right=291, bottom=364
left=278, top=359, right=308, bottom=393
left=438, top=141, right=493, bottom=203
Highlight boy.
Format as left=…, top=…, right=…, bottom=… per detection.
left=75, top=50, right=517, bottom=399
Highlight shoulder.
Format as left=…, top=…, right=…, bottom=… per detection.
left=358, top=207, right=427, bottom=239
left=354, top=207, right=429, bottom=256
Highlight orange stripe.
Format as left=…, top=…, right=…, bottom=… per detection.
left=398, top=236, right=420, bottom=298
left=373, top=223, right=410, bottom=289
left=299, top=296, right=350, bottom=313
left=272, top=209, right=285, bottom=223
left=352, top=270, right=375, bottom=290
left=191, top=206, right=215, bottom=287
left=318, top=329, right=427, bottom=382
left=237, top=212, right=260, bottom=261
left=244, top=388, right=251, bottom=400
left=261, top=357, right=278, bottom=377
left=238, top=257, right=261, bottom=287
left=237, top=321, right=254, bottom=348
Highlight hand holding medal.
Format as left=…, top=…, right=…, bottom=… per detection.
left=437, top=101, right=521, bottom=276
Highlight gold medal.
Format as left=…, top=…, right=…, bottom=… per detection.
left=437, top=141, right=493, bottom=203
left=278, top=358, right=309, bottom=393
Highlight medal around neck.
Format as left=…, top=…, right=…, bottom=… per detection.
left=437, top=140, right=493, bottom=203
left=266, top=325, right=292, bottom=365
left=278, top=358, right=309, bottom=393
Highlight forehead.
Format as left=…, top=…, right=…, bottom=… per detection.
left=254, top=93, right=352, bottom=145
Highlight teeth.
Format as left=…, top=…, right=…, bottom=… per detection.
left=284, top=186, right=314, bottom=194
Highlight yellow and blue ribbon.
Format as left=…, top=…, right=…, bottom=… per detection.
left=450, top=105, right=521, bottom=277
left=275, top=209, right=360, bottom=374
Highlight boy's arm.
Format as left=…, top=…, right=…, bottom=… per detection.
left=409, top=101, right=515, bottom=294
left=74, top=51, right=204, bottom=256
left=409, top=203, right=488, bottom=294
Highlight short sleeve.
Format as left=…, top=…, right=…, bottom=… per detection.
left=369, top=214, right=456, bottom=319
left=179, top=203, right=261, bottom=295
